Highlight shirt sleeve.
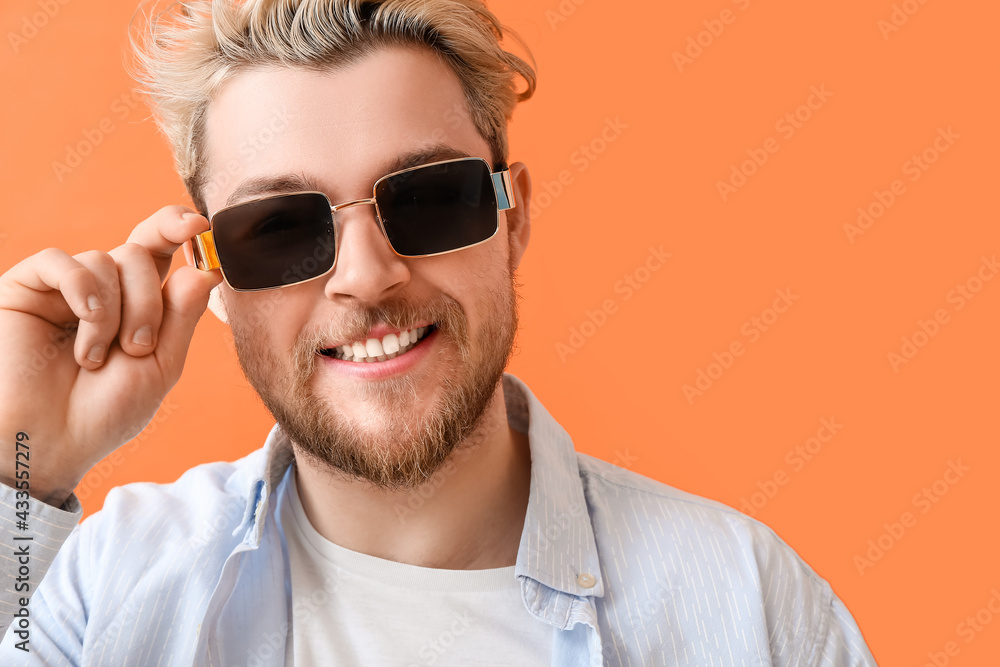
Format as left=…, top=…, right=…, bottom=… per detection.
left=811, top=594, right=880, bottom=666
left=750, top=520, right=879, bottom=666
left=0, top=481, right=82, bottom=651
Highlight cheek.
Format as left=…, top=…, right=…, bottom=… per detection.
left=442, top=251, right=512, bottom=331
left=433, top=234, right=510, bottom=295
left=226, top=290, right=310, bottom=352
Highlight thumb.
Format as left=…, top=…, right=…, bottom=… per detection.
left=154, top=266, right=224, bottom=387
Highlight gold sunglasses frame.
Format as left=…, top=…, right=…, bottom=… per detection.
left=187, top=156, right=516, bottom=292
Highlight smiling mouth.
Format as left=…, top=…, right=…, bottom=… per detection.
left=318, top=324, right=436, bottom=362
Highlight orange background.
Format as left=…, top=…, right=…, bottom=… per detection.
left=2, top=0, right=998, bottom=664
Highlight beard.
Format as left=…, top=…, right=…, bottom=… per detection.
left=227, top=254, right=520, bottom=492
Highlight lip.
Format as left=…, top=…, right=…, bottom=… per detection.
left=321, top=320, right=436, bottom=350
left=317, top=327, right=438, bottom=380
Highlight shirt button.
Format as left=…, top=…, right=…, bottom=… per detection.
left=577, top=572, right=596, bottom=589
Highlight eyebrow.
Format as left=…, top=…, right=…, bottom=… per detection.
left=222, top=144, right=476, bottom=209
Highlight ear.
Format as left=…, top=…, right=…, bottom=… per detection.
left=505, top=161, right=531, bottom=270
left=208, top=284, right=230, bottom=324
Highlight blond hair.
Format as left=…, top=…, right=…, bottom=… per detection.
left=130, top=0, right=536, bottom=214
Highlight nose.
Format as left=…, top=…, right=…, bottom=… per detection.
left=324, top=202, right=410, bottom=303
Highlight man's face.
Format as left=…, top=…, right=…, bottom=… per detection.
left=202, top=47, right=530, bottom=490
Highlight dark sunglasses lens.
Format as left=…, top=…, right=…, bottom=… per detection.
left=375, top=159, right=498, bottom=256
left=212, top=193, right=335, bottom=290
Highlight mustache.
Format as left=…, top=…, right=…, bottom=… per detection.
left=291, top=294, right=470, bottom=375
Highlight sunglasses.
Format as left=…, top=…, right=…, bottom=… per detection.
left=186, top=156, right=515, bottom=291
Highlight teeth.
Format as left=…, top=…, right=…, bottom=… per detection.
left=382, top=333, right=400, bottom=355
left=324, top=325, right=433, bottom=362
left=365, top=338, right=385, bottom=358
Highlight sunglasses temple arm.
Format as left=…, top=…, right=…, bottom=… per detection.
left=186, top=230, right=221, bottom=271
left=491, top=170, right=516, bottom=211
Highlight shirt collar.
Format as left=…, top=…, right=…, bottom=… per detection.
left=503, top=374, right=604, bottom=599
left=229, top=372, right=603, bottom=599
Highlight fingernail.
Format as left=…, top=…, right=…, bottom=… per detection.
left=87, top=343, right=106, bottom=363
left=183, top=212, right=205, bottom=223
left=132, top=325, right=152, bottom=346
left=88, top=294, right=101, bottom=311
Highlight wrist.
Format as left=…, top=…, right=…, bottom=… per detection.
left=0, top=472, right=77, bottom=508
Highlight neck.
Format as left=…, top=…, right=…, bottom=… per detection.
left=292, top=384, right=532, bottom=570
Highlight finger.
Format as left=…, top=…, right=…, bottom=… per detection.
left=108, top=243, right=164, bottom=358
left=126, top=205, right=211, bottom=283
left=0, top=248, right=108, bottom=326
left=154, top=264, right=223, bottom=388
left=71, top=250, right=123, bottom=369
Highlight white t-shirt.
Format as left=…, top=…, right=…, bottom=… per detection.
left=280, top=468, right=554, bottom=666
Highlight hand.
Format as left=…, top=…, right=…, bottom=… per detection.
left=0, top=207, right=223, bottom=506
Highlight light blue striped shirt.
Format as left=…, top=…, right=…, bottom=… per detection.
left=0, top=374, right=876, bottom=665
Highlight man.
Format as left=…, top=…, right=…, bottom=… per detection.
left=0, top=0, right=876, bottom=664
